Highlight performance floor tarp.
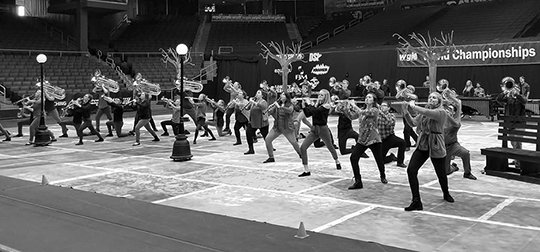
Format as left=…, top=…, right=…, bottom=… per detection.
left=0, top=175, right=411, bottom=252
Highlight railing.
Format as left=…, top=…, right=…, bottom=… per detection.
left=0, top=48, right=88, bottom=56
left=107, top=51, right=204, bottom=61
left=316, top=33, right=330, bottom=44
left=0, top=83, right=6, bottom=104
left=191, top=61, right=217, bottom=82
left=333, top=25, right=346, bottom=36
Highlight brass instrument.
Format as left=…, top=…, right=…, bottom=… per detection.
left=133, top=79, right=161, bottom=96
left=391, top=101, right=429, bottom=105
left=61, top=98, right=81, bottom=118
left=36, top=80, right=65, bottom=100
left=91, top=70, right=120, bottom=93
left=174, top=78, right=203, bottom=93
left=13, top=95, right=34, bottom=105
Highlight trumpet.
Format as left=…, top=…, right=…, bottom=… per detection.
left=133, top=79, right=161, bottom=96
left=391, top=101, right=429, bottom=105
left=36, top=80, right=65, bottom=100
left=263, top=101, right=281, bottom=114
left=91, top=74, right=120, bottom=93
left=175, top=78, right=203, bottom=93
left=13, top=95, right=34, bottom=105
left=61, top=98, right=81, bottom=118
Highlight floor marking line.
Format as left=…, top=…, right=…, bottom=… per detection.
left=0, top=243, right=21, bottom=252
left=478, top=198, right=515, bottom=221
left=152, top=185, right=226, bottom=204
left=311, top=206, right=376, bottom=233
left=293, top=178, right=347, bottom=194
left=421, top=179, right=440, bottom=187
left=50, top=171, right=119, bottom=185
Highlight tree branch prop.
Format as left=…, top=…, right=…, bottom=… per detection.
left=393, top=31, right=456, bottom=63
left=258, top=41, right=305, bottom=68
left=160, top=47, right=195, bottom=79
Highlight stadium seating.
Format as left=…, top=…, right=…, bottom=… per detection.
left=205, top=22, right=290, bottom=55
left=111, top=15, right=200, bottom=52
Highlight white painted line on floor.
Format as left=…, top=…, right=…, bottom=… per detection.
left=294, top=178, right=347, bottom=194
left=421, top=179, right=440, bottom=187
left=478, top=198, right=516, bottom=221
left=311, top=206, right=376, bottom=233
left=0, top=242, right=21, bottom=252
left=50, top=171, right=119, bottom=185
left=152, top=185, right=226, bottom=204
left=425, top=186, right=540, bottom=203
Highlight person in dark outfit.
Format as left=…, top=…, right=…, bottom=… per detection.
left=103, top=97, right=132, bottom=138
left=131, top=93, right=159, bottom=146
left=75, top=94, right=104, bottom=145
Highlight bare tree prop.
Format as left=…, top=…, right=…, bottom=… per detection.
left=393, top=31, right=456, bottom=92
left=258, top=41, right=305, bottom=92
left=160, top=48, right=194, bottom=81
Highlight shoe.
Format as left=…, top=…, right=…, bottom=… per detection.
left=152, top=138, right=160, bottom=142
left=396, top=163, right=407, bottom=168
left=106, top=133, right=113, bottom=137
left=75, top=142, right=83, bottom=145
left=132, top=142, right=140, bottom=146
left=405, top=147, right=410, bottom=151
left=336, top=163, right=342, bottom=170
left=463, top=173, right=477, bottom=180
left=3, top=137, right=11, bottom=142
left=298, top=172, right=311, bottom=177
left=381, top=177, right=388, bottom=184
left=59, top=134, right=68, bottom=138
left=193, top=140, right=197, bottom=144
left=389, top=153, right=397, bottom=162
left=348, top=178, right=363, bottom=190
left=333, top=144, right=339, bottom=149
left=314, top=143, right=325, bottom=148
left=209, top=138, right=216, bottom=141
left=25, top=142, right=34, bottom=146
left=444, top=194, right=454, bottom=203
left=404, top=200, right=423, bottom=211
left=14, top=133, right=23, bottom=137
left=244, top=150, right=254, bottom=155
left=360, top=153, right=369, bottom=158
left=446, top=164, right=459, bottom=175
left=263, top=157, right=275, bottom=163
left=95, top=138, right=104, bottom=142
left=51, top=138, right=57, bottom=142
left=253, top=138, right=258, bottom=143
left=161, top=132, right=169, bottom=136
left=233, top=142, right=241, bottom=146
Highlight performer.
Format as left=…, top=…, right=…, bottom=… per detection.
left=206, top=99, right=228, bottom=137
left=27, top=90, right=56, bottom=145
left=378, top=101, right=407, bottom=168
left=160, top=94, right=182, bottom=136
left=344, top=93, right=387, bottom=189
left=244, top=90, right=269, bottom=155
left=131, top=92, right=160, bottom=146
left=13, top=96, right=34, bottom=137
left=396, top=80, right=418, bottom=150
left=497, top=77, right=527, bottom=168
left=92, top=70, right=113, bottom=132
left=192, top=94, right=217, bottom=144
left=333, top=80, right=359, bottom=155
left=104, top=97, right=132, bottom=138
left=0, top=122, right=10, bottom=142
left=295, top=80, right=314, bottom=139
left=402, top=92, right=454, bottom=211
left=232, top=91, right=250, bottom=145
left=299, top=89, right=341, bottom=177
left=518, top=76, right=530, bottom=100
left=130, top=73, right=159, bottom=134
left=362, top=80, right=384, bottom=105
left=259, top=80, right=277, bottom=105
left=58, top=97, right=84, bottom=138
left=223, top=77, right=242, bottom=134
left=263, top=92, right=301, bottom=163
left=73, top=94, right=104, bottom=145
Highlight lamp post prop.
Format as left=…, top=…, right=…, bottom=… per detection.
left=161, top=44, right=192, bottom=161
left=34, top=54, right=52, bottom=146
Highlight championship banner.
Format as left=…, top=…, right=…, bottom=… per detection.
left=397, top=41, right=540, bottom=67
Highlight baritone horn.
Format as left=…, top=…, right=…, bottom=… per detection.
left=36, top=80, right=65, bottom=100
left=91, top=71, right=120, bottom=93
left=134, top=79, right=161, bottom=96
left=175, top=78, right=203, bottom=93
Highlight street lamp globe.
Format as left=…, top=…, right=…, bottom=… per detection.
left=176, top=44, right=188, bottom=55
left=36, top=54, right=47, bottom=64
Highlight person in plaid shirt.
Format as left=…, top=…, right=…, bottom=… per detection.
left=378, top=102, right=407, bottom=168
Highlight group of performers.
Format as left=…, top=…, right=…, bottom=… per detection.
left=3, top=68, right=530, bottom=212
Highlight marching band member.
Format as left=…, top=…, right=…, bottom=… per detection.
left=263, top=92, right=301, bottom=163
left=244, top=90, right=269, bottom=155
left=13, top=96, right=34, bottom=137
left=0, top=122, right=10, bottom=142
left=131, top=92, right=160, bottom=146
left=333, top=80, right=359, bottom=155
left=223, top=77, right=242, bottom=134
left=443, top=100, right=476, bottom=180
left=92, top=70, right=113, bottom=132
left=130, top=73, right=159, bottom=134
left=294, top=80, right=314, bottom=139
left=75, top=94, right=104, bottom=145
left=298, top=89, right=341, bottom=177
left=378, top=101, right=407, bottom=168
left=363, top=80, right=384, bottom=105
left=206, top=99, right=228, bottom=137
left=40, top=84, right=68, bottom=139
left=58, top=96, right=84, bottom=138
left=104, top=97, right=132, bottom=138
left=192, top=94, right=217, bottom=144
left=160, top=94, right=182, bottom=136
left=345, top=93, right=387, bottom=189
left=402, top=92, right=454, bottom=211
left=396, top=80, right=418, bottom=150
left=259, top=80, right=277, bottom=105
left=27, top=90, right=56, bottom=145
left=232, top=91, right=249, bottom=146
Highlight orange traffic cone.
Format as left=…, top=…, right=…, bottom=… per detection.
left=294, top=222, right=309, bottom=239
left=41, top=175, right=49, bottom=185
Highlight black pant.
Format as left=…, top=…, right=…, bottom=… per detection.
left=338, top=128, right=359, bottom=155
left=106, top=120, right=131, bottom=137
left=234, top=121, right=248, bottom=143
left=224, top=107, right=235, bottom=130
left=381, top=134, right=406, bottom=164
left=77, top=119, right=102, bottom=142
left=314, top=131, right=336, bottom=147
left=407, top=149, right=448, bottom=200
left=350, top=142, right=385, bottom=180
left=133, top=113, right=158, bottom=132
left=17, top=118, right=32, bottom=135
left=246, top=124, right=269, bottom=151
left=403, top=117, right=418, bottom=147
left=161, top=120, right=180, bottom=135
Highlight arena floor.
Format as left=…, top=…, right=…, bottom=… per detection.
left=1, top=113, right=539, bottom=252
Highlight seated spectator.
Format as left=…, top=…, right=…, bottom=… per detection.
left=474, top=83, right=485, bottom=97
left=462, top=80, right=474, bottom=97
